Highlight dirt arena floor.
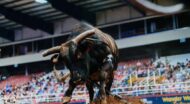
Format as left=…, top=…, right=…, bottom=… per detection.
left=93, top=95, right=143, bottom=104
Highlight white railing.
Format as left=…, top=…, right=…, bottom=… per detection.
left=111, top=81, right=190, bottom=96
left=128, top=67, right=186, bottom=87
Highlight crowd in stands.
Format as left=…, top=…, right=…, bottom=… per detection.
left=0, top=72, right=65, bottom=102
left=0, top=54, right=190, bottom=103
left=111, top=55, right=190, bottom=96
left=114, top=57, right=190, bottom=86
left=0, top=70, right=88, bottom=103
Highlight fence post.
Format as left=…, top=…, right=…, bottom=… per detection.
left=147, top=69, right=150, bottom=86
left=159, top=68, right=161, bottom=76
left=153, top=72, right=156, bottom=85
left=130, top=74, right=132, bottom=86
left=136, top=86, right=138, bottom=96
left=160, top=85, right=163, bottom=95
left=136, top=70, right=138, bottom=78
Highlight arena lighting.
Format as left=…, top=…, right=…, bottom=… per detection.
left=35, top=0, right=47, bottom=3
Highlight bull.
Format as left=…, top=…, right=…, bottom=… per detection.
left=42, top=25, right=119, bottom=104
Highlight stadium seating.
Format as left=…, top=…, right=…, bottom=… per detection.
left=0, top=54, right=190, bottom=103
left=0, top=75, right=31, bottom=90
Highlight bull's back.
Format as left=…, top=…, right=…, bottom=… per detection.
left=95, top=31, right=119, bottom=69
left=95, top=30, right=119, bottom=57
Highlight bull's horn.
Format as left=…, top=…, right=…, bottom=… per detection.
left=72, top=29, right=95, bottom=44
left=128, top=0, right=184, bottom=14
left=42, top=46, right=61, bottom=57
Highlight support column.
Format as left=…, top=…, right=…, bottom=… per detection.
left=155, top=49, right=160, bottom=60
left=172, top=15, right=177, bottom=29
left=144, top=19, right=148, bottom=34
left=25, top=65, right=28, bottom=76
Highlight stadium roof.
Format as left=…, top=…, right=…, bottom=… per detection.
left=0, top=0, right=125, bottom=33
left=0, top=0, right=188, bottom=41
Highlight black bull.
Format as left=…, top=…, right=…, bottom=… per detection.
left=42, top=28, right=119, bottom=104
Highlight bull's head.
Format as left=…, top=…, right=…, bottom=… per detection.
left=42, top=29, right=96, bottom=62
left=42, top=29, right=96, bottom=82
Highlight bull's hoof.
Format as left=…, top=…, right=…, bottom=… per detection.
left=93, top=97, right=107, bottom=104
left=73, top=78, right=81, bottom=84
left=62, top=96, right=71, bottom=104
left=101, top=97, right=107, bottom=104
left=90, top=101, right=95, bottom=104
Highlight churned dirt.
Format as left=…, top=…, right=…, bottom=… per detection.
left=92, top=95, right=144, bottom=104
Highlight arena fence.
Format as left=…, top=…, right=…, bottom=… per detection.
left=112, top=81, right=190, bottom=96
left=1, top=81, right=190, bottom=104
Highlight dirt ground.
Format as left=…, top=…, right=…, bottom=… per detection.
left=93, top=95, right=144, bottom=104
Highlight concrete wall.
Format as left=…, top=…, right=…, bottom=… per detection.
left=0, top=52, right=51, bottom=67
left=117, top=27, right=190, bottom=49
left=14, top=28, right=50, bottom=41
left=0, top=37, right=11, bottom=44
left=96, top=6, right=143, bottom=25
left=13, top=18, right=80, bottom=41
left=12, top=5, right=143, bottom=42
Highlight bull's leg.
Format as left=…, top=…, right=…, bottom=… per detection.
left=99, top=70, right=107, bottom=104
left=105, top=75, right=114, bottom=95
left=63, top=80, right=76, bottom=104
left=86, top=81, right=94, bottom=104
left=99, top=54, right=115, bottom=104
left=103, top=54, right=115, bottom=95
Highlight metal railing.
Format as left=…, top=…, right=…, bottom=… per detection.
left=111, top=81, right=190, bottom=96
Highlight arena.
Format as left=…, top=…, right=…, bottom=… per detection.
left=0, top=0, right=190, bottom=104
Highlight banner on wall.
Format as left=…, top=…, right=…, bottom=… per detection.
left=141, top=93, right=190, bottom=104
